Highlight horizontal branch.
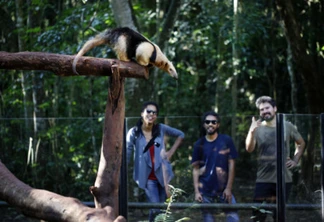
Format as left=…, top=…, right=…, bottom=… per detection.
left=0, top=160, right=125, bottom=222
left=0, top=51, right=149, bottom=79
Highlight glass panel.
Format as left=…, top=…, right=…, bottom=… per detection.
left=125, top=114, right=323, bottom=222
left=0, top=114, right=322, bottom=221
left=283, top=114, right=322, bottom=221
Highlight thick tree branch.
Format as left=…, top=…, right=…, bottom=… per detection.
left=0, top=51, right=149, bottom=79
left=0, top=160, right=125, bottom=222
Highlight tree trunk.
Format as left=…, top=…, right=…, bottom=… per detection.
left=90, top=64, right=125, bottom=216
left=231, top=0, right=239, bottom=144
left=15, top=0, right=30, bottom=147
left=286, top=40, right=297, bottom=114
left=0, top=160, right=125, bottom=222
left=110, top=0, right=137, bottom=30
left=275, top=0, right=324, bottom=190
left=275, top=0, right=324, bottom=114
left=156, top=0, right=182, bottom=47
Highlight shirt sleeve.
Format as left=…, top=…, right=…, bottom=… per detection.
left=191, top=139, right=203, bottom=166
left=287, top=121, right=302, bottom=141
left=126, top=127, right=136, bottom=163
left=160, top=123, right=185, bottom=138
left=226, top=135, right=238, bottom=159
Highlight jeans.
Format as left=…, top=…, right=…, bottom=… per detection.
left=202, top=195, right=240, bottom=222
left=144, top=180, right=167, bottom=222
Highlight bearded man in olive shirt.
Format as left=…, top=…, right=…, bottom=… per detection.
left=245, top=96, right=305, bottom=222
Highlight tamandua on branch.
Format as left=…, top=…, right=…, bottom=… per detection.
left=72, top=27, right=178, bottom=79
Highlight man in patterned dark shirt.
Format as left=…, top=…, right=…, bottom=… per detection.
left=192, top=111, right=239, bottom=222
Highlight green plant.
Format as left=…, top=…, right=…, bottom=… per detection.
left=154, top=185, right=191, bottom=222
left=250, top=202, right=273, bottom=221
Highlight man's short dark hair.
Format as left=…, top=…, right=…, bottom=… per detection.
left=255, top=96, right=276, bottom=109
left=202, top=111, right=220, bottom=123
left=199, top=111, right=220, bottom=136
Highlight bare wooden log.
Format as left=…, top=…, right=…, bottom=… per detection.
left=0, top=51, right=149, bottom=79
left=0, top=160, right=126, bottom=222
left=91, top=63, right=125, bottom=216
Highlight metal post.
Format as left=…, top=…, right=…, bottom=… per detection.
left=276, top=113, right=286, bottom=222
left=320, top=113, right=324, bottom=221
left=119, top=119, right=128, bottom=219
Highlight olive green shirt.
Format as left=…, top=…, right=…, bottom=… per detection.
left=254, top=121, right=302, bottom=183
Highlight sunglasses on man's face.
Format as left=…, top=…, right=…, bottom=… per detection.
left=146, top=109, right=157, bottom=115
left=204, top=120, right=218, bottom=125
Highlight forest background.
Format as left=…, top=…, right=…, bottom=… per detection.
left=0, top=0, right=324, bottom=221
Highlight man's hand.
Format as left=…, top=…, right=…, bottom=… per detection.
left=246, top=116, right=261, bottom=153
left=286, top=157, right=298, bottom=169
left=223, top=188, right=232, bottom=204
left=249, top=116, right=261, bottom=133
left=195, top=192, right=203, bottom=203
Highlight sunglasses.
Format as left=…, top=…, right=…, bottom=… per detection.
left=204, top=120, right=218, bottom=125
left=146, top=109, right=157, bottom=115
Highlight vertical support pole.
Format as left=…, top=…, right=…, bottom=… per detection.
left=276, top=113, right=286, bottom=222
left=91, top=62, right=125, bottom=216
left=320, top=113, right=324, bottom=221
left=119, top=119, right=128, bottom=219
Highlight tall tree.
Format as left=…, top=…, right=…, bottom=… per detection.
left=275, top=0, right=324, bottom=114
left=15, top=0, right=30, bottom=145
left=231, top=0, right=239, bottom=143
left=275, top=0, right=324, bottom=190
left=110, top=0, right=137, bottom=30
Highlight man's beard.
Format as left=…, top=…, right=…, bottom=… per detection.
left=206, top=127, right=217, bottom=135
left=261, top=113, right=275, bottom=122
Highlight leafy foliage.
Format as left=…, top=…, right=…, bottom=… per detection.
left=0, top=0, right=323, bottom=221
left=154, top=185, right=190, bottom=222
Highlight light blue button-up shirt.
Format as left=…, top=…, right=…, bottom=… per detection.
left=126, top=123, right=185, bottom=189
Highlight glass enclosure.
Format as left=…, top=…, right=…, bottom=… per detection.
left=0, top=114, right=322, bottom=221
left=124, top=114, right=323, bottom=222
